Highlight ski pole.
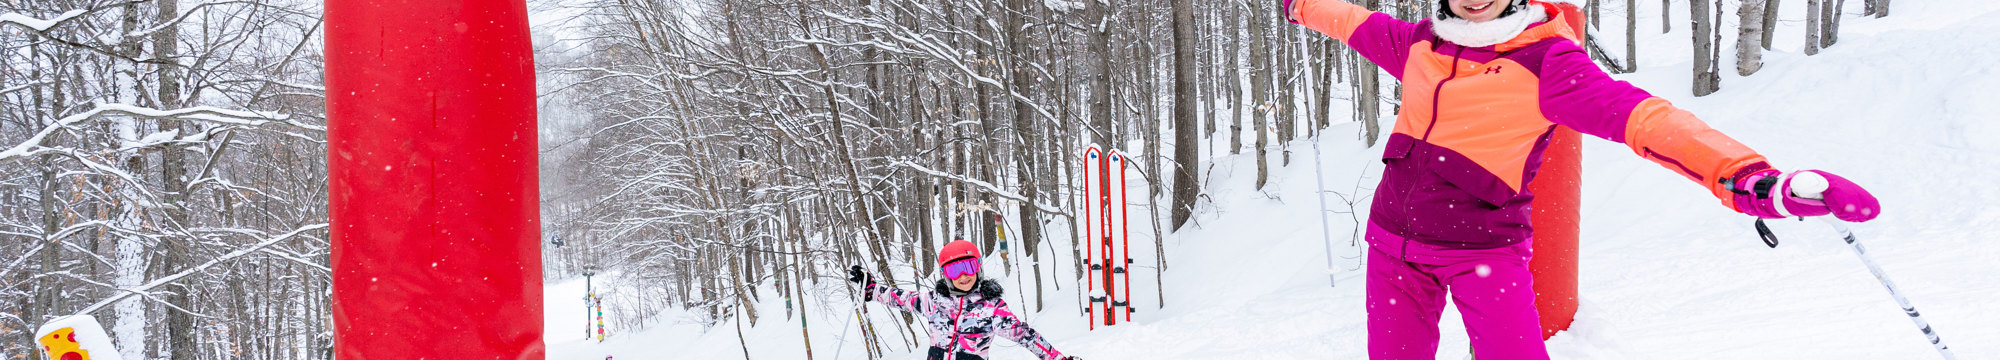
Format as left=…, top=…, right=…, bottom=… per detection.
left=1777, top=172, right=1957, bottom=360
left=834, top=279, right=861, bottom=360
left=1311, top=134, right=1337, bottom=288
left=833, top=306, right=855, bottom=360
left=1817, top=218, right=1957, bottom=360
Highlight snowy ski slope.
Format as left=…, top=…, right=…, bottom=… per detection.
left=546, top=0, right=2000, bottom=358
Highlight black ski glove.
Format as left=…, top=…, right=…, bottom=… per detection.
left=1061, top=356, right=1082, bottom=360
left=846, top=265, right=875, bottom=288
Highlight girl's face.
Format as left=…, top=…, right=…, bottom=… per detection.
left=952, top=275, right=977, bottom=291
left=1449, top=0, right=1506, bottom=22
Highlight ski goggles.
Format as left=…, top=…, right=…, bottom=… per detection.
left=942, top=258, right=981, bottom=280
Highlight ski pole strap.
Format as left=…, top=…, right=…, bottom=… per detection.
left=1723, top=170, right=1781, bottom=198
left=1754, top=219, right=1780, bottom=248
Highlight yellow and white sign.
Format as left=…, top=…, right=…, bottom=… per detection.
left=35, top=316, right=122, bottom=360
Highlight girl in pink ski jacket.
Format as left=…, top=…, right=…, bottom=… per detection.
left=848, top=240, right=1077, bottom=360
left=1283, top=0, right=1884, bottom=358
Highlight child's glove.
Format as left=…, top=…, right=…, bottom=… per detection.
left=846, top=265, right=875, bottom=288
left=1282, top=0, right=1299, bottom=24
left=1731, top=168, right=1880, bottom=222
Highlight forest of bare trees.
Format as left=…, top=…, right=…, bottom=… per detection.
left=529, top=0, right=1395, bottom=351
left=0, top=0, right=1891, bottom=358
left=1, top=0, right=329, bottom=358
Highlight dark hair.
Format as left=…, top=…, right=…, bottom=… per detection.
left=1436, top=0, right=1529, bottom=19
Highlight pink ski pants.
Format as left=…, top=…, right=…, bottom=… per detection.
left=1365, top=222, right=1550, bottom=359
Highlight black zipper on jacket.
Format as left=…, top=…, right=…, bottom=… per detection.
left=1398, top=44, right=1469, bottom=263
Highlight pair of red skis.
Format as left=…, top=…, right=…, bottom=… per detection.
left=1080, top=144, right=1133, bottom=329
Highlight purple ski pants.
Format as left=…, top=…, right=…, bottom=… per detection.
left=1365, top=222, right=1551, bottom=360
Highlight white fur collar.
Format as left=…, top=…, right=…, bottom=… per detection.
left=1431, top=4, right=1548, bottom=48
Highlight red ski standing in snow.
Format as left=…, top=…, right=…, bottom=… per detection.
left=1282, top=0, right=1883, bottom=358
left=848, top=239, right=1080, bottom=360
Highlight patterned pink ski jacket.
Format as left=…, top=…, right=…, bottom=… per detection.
left=865, top=278, right=1065, bottom=360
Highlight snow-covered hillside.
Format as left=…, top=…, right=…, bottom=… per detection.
left=546, top=0, right=2000, bottom=358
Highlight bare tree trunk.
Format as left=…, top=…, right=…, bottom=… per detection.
left=735, top=304, right=752, bottom=360
left=792, top=238, right=816, bottom=360
left=1003, top=0, right=1044, bottom=311
left=1736, top=0, right=1767, bottom=76
left=1692, top=0, right=1720, bottom=96
left=1168, top=0, right=1199, bottom=306
left=1228, top=3, right=1244, bottom=155
left=1589, top=0, right=1600, bottom=28
left=1278, top=27, right=1296, bottom=166
left=1875, top=0, right=1889, bottom=18
left=1762, top=0, right=1782, bottom=50
left=1805, top=0, right=1823, bottom=55
left=1354, top=59, right=1381, bottom=145
left=1090, top=0, right=1116, bottom=149
left=150, top=0, right=200, bottom=358
left=1201, top=0, right=1218, bottom=141
left=1313, top=39, right=1332, bottom=130
left=1628, top=0, right=1640, bottom=72
left=1249, top=0, right=1272, bottom=190
left=113, top=3, right=153, bottom=358
left=733, top=251, right=759, bottom=327
left=33, top=152, right=60, bottom=353
left=1662, top=0, right=1673, bottom=33
left=1826, top=0, right=1841, bottom=44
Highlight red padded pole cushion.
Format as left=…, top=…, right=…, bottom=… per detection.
left=326, top=0, right=544, bottom=357
left=1529, top=2, right=1588, bottom=339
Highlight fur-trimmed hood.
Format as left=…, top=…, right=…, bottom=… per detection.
left=1430, top=0, right=1549, bottom=48
left=935, top=277, right=1004, bottom=299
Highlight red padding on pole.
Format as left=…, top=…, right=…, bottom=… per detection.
left=326, top=0, right=544, bottom=357
left=1528, top=2, right=1592, bottom=340
left=1528, top=126, right=1581, bottom=339
left=1528, top=3, right=1589, bottom=340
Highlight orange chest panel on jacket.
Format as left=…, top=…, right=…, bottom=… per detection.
left=1392, top=41, right=1552, bottom=193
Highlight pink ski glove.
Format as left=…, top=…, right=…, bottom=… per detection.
left=1283, top=0, right=1299, bottom=24
left=1731, top=168, right=1881, bottom=222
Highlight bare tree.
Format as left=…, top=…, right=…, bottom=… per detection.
left=1355, top=0, right=1383, bottom=146
left=511, top=0, right=1885, bottom=355
left=2, top=0, right=329, bottom=357
left=1737, top=0, right=1768, bottom=76
left=1693, top=0, right=1721, bottom=95
left=1090, top=0, right=1117, bottom=149
left=1249, top=0, right=1272, bottom=189
left=1806, top=0, right=1823, bottom=55
left=1171, top=0, right=1199, bottom=230
left=1663, top=0, right=1673, bottom=33
left=1230, top=1, right=1245, bottom=155
left=1823, top=0, right=1844, bottom=47
left=1763, top=0, right=1783, bottom=49
left=1629, top=0, right=1640, bottom=72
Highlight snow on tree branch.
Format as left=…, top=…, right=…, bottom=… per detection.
left=0, top=102, right=320, bottom=164
left=892, top=160, right=1064, bottom=214
left=0, top=9, right=86, bottom=32
left=69, top=223, right=329, bottom=317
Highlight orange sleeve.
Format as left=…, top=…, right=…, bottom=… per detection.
left=1290, top=0, right=1376, bottom=41
left=1623, top=97, right=1768, bottom=209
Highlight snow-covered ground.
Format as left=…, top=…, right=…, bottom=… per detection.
left=546, top=0, right=2000, bottom=358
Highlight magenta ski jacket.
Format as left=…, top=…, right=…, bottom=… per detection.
left=864, top=278, right=1065, bottom=360
left=1289, top=0, right=1771, bottom=252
